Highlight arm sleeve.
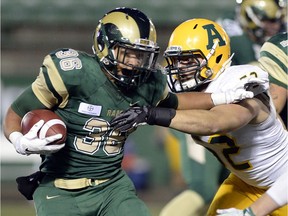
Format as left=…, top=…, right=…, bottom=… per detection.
left=157, top=92, right=178, bottom=109
left=266, top=171, right=288, bottom=206
left=11, top=86, right=47, bottom=117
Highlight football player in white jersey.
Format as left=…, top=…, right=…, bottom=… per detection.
left=110, top=19, right=288, bottom=216
left=216, top=32, right=288, bottom=216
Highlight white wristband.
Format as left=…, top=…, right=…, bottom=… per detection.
left=211, top=92, right=226, bottom=106
left=9, top=131, right=26, bottom=155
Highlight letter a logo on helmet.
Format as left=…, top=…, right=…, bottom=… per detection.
left=202, top=24, right=226, bottom=49
left=164, top=18, right=231, bottom=93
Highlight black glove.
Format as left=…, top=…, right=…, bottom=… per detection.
left=244, top=82, right=267, bottom=96
left=110, top=106, right=176, bottom=132
left=16, top=171, right=45, bottom=200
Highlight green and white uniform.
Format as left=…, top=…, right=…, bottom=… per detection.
left=259, top=32, right=288, bottom=126
left=259, top=32, right=287, bottom=89
left=12, top=48, right=168, bottom=216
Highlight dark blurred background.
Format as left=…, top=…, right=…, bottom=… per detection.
left=1, top=1, right=236, bottom=215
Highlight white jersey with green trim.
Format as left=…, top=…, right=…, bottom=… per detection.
left=198, top=64, right=288, bottom=189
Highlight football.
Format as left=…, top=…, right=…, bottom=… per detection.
left=21, top=109, right=67, bottom=144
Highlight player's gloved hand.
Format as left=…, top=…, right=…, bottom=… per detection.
left=211, top=89, right=254, bottom=106
left=216, top=207, right=255, bottom=216
left=110, top=106, right=176, bottom=132
left=9, top=120, right=65, bottom=155
left=246, top=76, right=269, bottom=92
left=211, top=76, right=269, bottom=106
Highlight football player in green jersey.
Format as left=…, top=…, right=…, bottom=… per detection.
left=218, top=0, right=286, bottom=66
left=218, top=0, right=287, bottom=124
left=3, top=7, right=262, bottom=216
left=258, top=32, right=288, bottom=127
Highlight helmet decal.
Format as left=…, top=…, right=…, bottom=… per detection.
left=164, top=18, right=231, bottom=93
left=93, top=7, right=159, bottom=89
left=203, top=24, right=227, bottom=49
left=109, top=7, right=151, bottom=40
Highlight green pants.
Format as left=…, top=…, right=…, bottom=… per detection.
left=33, top=170, right=151, bottom=216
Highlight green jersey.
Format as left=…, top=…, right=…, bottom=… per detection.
left=259, top=32, right=287, bottom=126
left=259, top=32, right=288, bottom=89
left=13, top=48, right=167, bottom=179
left=230, top=33, right=260, bottom=65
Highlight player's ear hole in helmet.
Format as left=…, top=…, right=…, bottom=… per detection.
left=92, top=7, right=160, bottom=89
left=164, top=18, right=233, bottom=93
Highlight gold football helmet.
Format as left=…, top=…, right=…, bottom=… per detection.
left=164, top=18, right=231, bottom=93
left=237, top=0, right=285, bottom=44
left=93, top=7, right=159, bottom=88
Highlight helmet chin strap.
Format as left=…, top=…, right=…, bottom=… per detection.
left=203, top=40, right=234, bottom=80
left=200, top=40, right=219, bottom=78
left=181, top=78, right=198, bottom=91
left=205, top=41, right=219, bottom=61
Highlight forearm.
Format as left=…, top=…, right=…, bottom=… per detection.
left=176, top=80, right=258, bottom=110
left=110, top=100, right=256, bottom=134
left=169, top=103, right=251, bottom=135
left=177, top=92, right=214, bottom=110
left=269, top=84, right=287, bottom=113
left=169, top=109, right=219, bottom=136
left=4, top=106, right=65, bottom=155
left=3, top=106, right=22, bottom=140
left=249, top=193, right=279, bottom=216
left=250, top=171, right=288, bottom=216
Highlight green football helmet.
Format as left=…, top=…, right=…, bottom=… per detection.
left=93, top=7, right=159, bottom=89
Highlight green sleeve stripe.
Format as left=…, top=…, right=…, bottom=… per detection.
left=268, top=74, right=287, bottom=89
left=42, top=66, right=63, bottom=106
left=260, top=51, right=287, bottom=75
